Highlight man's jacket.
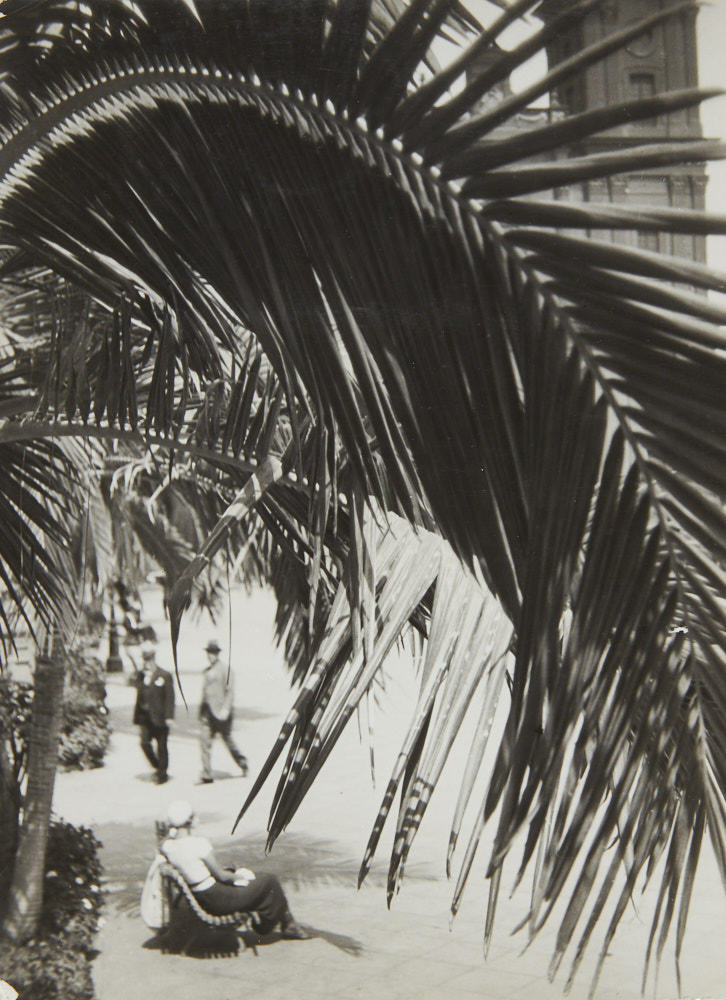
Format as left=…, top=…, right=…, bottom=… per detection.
left=133, top=667, right=175, bottom=727
left=200, top=658, right=234, bottom=722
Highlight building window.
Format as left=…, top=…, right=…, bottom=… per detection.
left=629, top=72, right=656, bottom=101
left=558, top=82, right=583, bottom=115
left=552, top=28, right=584, bottom=114
left=637, top=231, right=659, bottom=253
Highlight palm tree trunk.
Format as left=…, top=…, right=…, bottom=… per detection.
left=0, top=738, right=20, bottom=907
left=1, top=636, right=65, bottom=942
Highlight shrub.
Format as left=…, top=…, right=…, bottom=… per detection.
left=58, top=710, right=109, bottom=771
left=0, top=679, right=33, bottom=898
left=0, top=936, right=96, bottom=1000
left=58, top=651, right=110, bottom=771
left=41, top=821, right=104, bottom=948
left=0, top=820, right=104, bottom=1000
left=0, top=678, right=32, bottom=777
left=1, top=649, right=110, bottom=774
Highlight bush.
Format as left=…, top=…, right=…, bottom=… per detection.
left=41, top=821, right=104, bottom=948
left=0, top=820, right=104, bottom=1000
left=2, top=649, right=110, bottom=774
left=0, top=678, right=32, bottom=776
left=58, top=651, right=110, bottom=771
left=0, top=679, right=33, bottom=898
left=0, top=936, right=96, bottom=1000
left=58, top=710, right=109, bottom=771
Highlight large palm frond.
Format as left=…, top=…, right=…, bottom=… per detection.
left=1, top=0, right=726, bottom=991
left=0, top=413, right=81, bottom=653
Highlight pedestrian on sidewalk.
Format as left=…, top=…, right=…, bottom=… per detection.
left=199, top=638, right=248, bottom=783
left=133, top=640, right=175, bottom=784
left=161, top=800, right=309, bottom=938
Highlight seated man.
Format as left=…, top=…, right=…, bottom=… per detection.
left=160, top=800, right=308, bottom=939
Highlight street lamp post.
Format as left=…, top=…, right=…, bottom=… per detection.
left=106, top=588, right=123, bottom=673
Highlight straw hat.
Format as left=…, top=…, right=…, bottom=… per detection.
left=167, top=800, right=194, bottom=828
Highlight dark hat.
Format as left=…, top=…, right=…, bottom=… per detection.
left=205, top=639, right=221, bottom=653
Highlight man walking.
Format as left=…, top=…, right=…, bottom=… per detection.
left=199, top=639, right=248, bottom=783
left=133, top=640, right=175, bottom=784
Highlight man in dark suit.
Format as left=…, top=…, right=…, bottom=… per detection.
left=133, top=640, right=175, bottom=784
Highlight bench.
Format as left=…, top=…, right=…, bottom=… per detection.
left=154, top=822, right=258, bottom=954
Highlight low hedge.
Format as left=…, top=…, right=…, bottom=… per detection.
left=0, top=821, right=104, bottom=1000
left=58, top=651, right=110, bottom=771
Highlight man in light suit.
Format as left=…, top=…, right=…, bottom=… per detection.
left=133, top=640, right=175, bottom=784
left=199, top=639, right=248, bottom=783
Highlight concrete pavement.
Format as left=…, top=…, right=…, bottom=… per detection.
left=52, top=586, right=726, bottom=1000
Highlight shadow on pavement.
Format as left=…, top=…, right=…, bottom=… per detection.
left=107, top=704, right=276, bottom=739
left=125, top=769, right=244, bottom=784
left=141, top=920, right=362, bottom=958
left=98, top=822, right=435, bottom=918
left=296, top=925, right=363, bottom=955
left=141, top=919, right=248, bottom=958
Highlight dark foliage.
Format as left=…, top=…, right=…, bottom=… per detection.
left=58, top=651, right=109, bottom=771
left=0, top=678, right=33, bottom=899
left=0, top=677, right=32, bottom=783
left=0, top=820, right=104, bottom=1000
left=0, top=0, right=725, bottom=992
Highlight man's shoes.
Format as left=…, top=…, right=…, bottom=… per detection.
left=200, top=776, right=214, bottom=784
left=281, top=921, right=310, bottom=940
left=155, top=772, right=169, bottom=785
left=238, top=757, right=249, bottom=777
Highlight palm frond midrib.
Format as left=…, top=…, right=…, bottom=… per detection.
left=5, top=46, right=721, bottom=657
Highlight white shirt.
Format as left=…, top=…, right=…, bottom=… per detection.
left=161, top=835, right=215, bottom=891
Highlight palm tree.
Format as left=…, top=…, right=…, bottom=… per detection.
left=2, top=635, right=65, bottom=942
left=0, top=422, right=81, bottom=943
left=1, top=0, right=726, bottom=992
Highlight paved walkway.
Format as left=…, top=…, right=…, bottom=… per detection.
left=53, top=586, right=726, bottom=1000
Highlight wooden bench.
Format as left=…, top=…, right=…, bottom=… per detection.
left=155, top=822, right=258, bottom=954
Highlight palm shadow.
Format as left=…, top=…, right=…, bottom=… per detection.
left=99, top=821, right=427, bottom=915
left=100, top=821, right=379, bottom=955
left=218, top=830, right=439, bottom=894
left=293, top=925, right=363, bottom=955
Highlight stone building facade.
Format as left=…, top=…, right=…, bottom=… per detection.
left=540, top=0, right=706, bottom=261
left=466, top=0, right=706, bottom=262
